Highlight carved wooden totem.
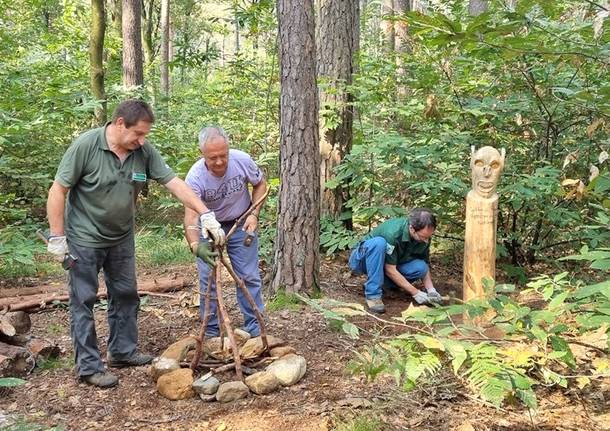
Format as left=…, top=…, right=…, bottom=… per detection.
left=463, top=146, right=506, bottom=304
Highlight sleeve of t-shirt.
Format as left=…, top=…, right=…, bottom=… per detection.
left=243, top=154, right=264, bottom=185
left=144, top=143, right=176, bottom=185
left=185, top=165, right=203, bottom=199
left=54, top=137, right=87, bottom=188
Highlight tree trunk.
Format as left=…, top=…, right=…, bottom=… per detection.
left=381, top=0, right=395, bottom=52
left=317, top=0, right=359, bottom=223
left=122, top=0, right=144, bottom=88
left=469, top=0, right=488, bottom=16
left=90, top=0, right=107, bottom=124
left=272, top=0, right=320, bottom=295
left=160, top=0, right=170, bottom=97
left=142, top=0, right=155, bottom=67
left=394, top=0, right=410, bottom=55
left=109, top=0, right=123, bottom=35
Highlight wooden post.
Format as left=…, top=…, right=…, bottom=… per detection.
left=463, top=146, right=506, bottom=306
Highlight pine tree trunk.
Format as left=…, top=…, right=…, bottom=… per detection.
left=317, top=0, right=359, bottom=223
left=160, top=0, right=170, bottom=97
left=122, top=0, right=144, bottom=88
left=272, top=0, right=320, bottom=295
left=90, top=0, right=107, bottom=124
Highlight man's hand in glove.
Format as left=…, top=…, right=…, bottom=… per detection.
left=47, top=235, right=68, bottom=261
left=190, top=241, right=219, bottom=267
left=199, top=211, right=226, bottom=246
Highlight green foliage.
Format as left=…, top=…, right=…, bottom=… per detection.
left=335, top=415, right=383, bottom=431
left=307, top=260, right=610, bottom=409
left=0, top=225, right=60, bottom=278
left=320, top=218, right=360, bottom=255
left=0, top=377, right=26, bottom=387
left=267, top=289, right=301, bottom=312
left=345, top=0, right=610, bottom=266
left=135, top=226, right=193, bottom=266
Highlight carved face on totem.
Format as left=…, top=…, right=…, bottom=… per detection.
left=470, top=146, right=505, bottom=199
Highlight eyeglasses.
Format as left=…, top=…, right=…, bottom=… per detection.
left=410, top=226, right=433, bottom=244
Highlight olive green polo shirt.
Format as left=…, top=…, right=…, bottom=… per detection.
left=363, top=217, right=431, bottom=265
left=55, top=124, right=176, bottom=248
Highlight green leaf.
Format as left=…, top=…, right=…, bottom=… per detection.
left=414, top=335, right=445, bottom=351
left=549, top=335, right=576, bottom=369
left=341, top=322, right=360, bottom=339
left=0, top=377, right=26, bottom=387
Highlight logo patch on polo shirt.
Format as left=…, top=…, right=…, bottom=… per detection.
left=132, top=172, right=147, bottom=182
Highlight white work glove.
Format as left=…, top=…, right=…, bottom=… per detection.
left=413, top=290, right=431, bottom=305
left=426, top=287, right=443, bottom=304
left=47, top=236, right=68, bottom=260
left=199, top=211, right=226, bottom=247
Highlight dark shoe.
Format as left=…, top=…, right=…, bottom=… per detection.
left=365, top=298, right=386, bottom=314
left=107, top=352, right=154, bottom=368
left=81, top=371, right=118, bottom=388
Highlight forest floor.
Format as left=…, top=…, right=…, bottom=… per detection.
left=0, top=253, right=608, bottom=431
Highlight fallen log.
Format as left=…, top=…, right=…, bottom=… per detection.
left=2, top=311, right=31, bottom=334
left=1, top=277, right=192, bottom=313
left=0, top=341, right=35, bottom=377
left=27, top=338, right=60, bottom=366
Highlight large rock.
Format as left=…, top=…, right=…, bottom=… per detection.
left=156, top=368, right=195, bottom=400
left=266, top=354, right=306, bottom=386
left=244, top=371, right=281, bottom=395
left=149, top=357, right=181, bottom=381
left=269, top=346, right=296, bottom=358
left=192, top=375, right=220, bottom=395
left=160, top=336, right=198, bottom=362
left=239, top=335, right=284, bottom=359
left=204, top=330, right=252, bottom=361
left=216, top=381, right=250, bottom=403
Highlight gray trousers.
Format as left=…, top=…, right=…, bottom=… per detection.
left=68, top=235, right=139, bottom=376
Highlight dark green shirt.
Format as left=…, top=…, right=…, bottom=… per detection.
left=363, top=217, right=430, bottom=265
left=55, top=124, right=175, bottom=248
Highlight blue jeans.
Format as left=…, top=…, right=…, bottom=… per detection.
left=196, top=226, right=264, bottom=337
left=348, top=237, right=428, bottom=300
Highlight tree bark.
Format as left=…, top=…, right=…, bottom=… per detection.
left=90, top=0, right=107, bottom=124
left=141, top=0, right=155, bottom=67
left=160, top=0, right=170, bottom=97
left=317, top=0, right=359, bottom=222
left=109, top=0, right=123, bottom=35
left=469, top=0, right=488, bottom=16
left=0, top=342, right=34, bottom=377
left=381, top=0, right=395, bottom=52
left=122, top=0, right=144, bottom=88
left=272, top=0, right=320, bottom=295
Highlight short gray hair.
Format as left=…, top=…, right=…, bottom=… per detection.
left=198, top=126, right=229, bottom=151
left=409, top=208, right=437, bottom=231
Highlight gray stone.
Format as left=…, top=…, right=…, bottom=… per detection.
left=199, top=393, right=216, bottom=402
left=244, top=371, right=281, bottom=395
left=215, top=381, right=250, bottom=403
left=266, top=354, right=306, bottom=386
left=192, top=375, right=220, bottom=395
left=149, top=357, right=181, bottom=382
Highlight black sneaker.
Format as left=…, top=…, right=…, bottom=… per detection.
left=107, top=352, right=154, bottom=368
left=81, top=371, right=119, bottom=388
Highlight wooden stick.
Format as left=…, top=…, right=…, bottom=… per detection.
left=225, top=185, right=270, bottom=240
left=190, top=266, right=215, bottom=371
left=220, top=255, right=269, bottom=352
left=214, top=252, right=243, bottom=380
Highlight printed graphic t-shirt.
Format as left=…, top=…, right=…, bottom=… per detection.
left=185, top=149, right=263, bottom=222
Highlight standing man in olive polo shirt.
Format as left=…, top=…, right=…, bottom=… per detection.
left=46, top=100, right=225, bottom=388
left=348, top=208, right=442, bottom=313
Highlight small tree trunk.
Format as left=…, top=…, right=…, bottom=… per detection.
left=381, top=0, right=395, bottom=52
left=272, top=0, right=320, bottom=295
left=90, top=0, right=107, bottom=124
left=317, top=0, right=359, bottom=223
left=122, top=0, right=144, bottom=88
left=160, top=0, right=170, bottom=98
left=141, top=0, right=155, bottom=67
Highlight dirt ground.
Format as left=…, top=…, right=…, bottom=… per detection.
left=0, top=254, right=608, bottom=431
